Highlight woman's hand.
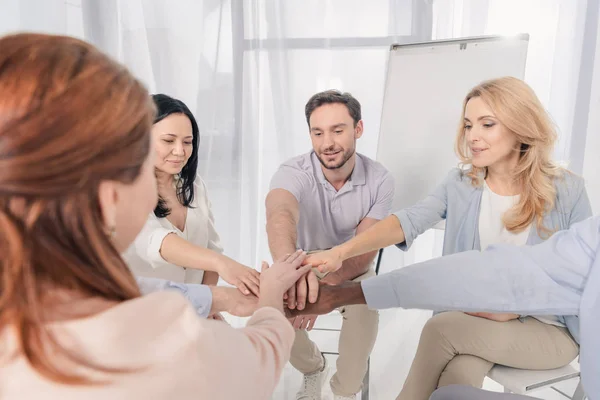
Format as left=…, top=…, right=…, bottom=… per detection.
left=258, top=251, right=313, bottom=313
left=303, top=248, right=344, bottom=274
left=261, top=251, right=312, bottom=296
left=217, top=258, right=261, bottom=296
left=465, top=312, right=519, bottom=322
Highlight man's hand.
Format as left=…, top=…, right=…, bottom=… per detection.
left=257, top=251, right=313, bottom=314
left=319, top=272, right=343, bottom=286
left=289, top=269, right=320, bottom=310
left=465, top=312, right=520, bottom=322
left=286, top=273, right=345, bottom=317
left=288, top=314, right=319, bottom=331
left=286, top=283, right=339, bottom=317
left=303, top=248, right=344, bottom=274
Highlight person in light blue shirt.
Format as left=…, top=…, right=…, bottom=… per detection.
left=292, top=216, right=600, bottom=399
left=136, top=276, right=258, bottom=318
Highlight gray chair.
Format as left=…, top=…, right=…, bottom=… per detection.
left=488, top=361, right=586, bottom=400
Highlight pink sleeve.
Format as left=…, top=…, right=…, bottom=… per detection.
left=188, top=307, right=294, bottom=399
left=238, top=307, right=295, bottom=387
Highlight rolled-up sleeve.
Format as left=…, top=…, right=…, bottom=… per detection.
left=134, top=216, right=178, bottom=269
left=191, top=307, right=295, bottom=399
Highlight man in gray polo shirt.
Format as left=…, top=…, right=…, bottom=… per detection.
left=265, top=90, right=394, bottom=400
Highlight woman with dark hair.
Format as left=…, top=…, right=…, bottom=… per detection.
left=0, top=32, right=310, bottom=399
left=124, top=94, right=260, bottom=296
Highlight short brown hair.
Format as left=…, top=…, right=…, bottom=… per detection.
left=304, top=90, right=361, bottom=127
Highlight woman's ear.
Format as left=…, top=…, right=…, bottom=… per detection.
left=97, top=180, right=118, bottom=232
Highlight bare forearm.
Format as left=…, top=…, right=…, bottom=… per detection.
left=330, top=282, right=367, bottom=308
left=266, top=211, right=298, bottom=260
left=337, top=215, right=404, bottom=261
left=209, top=286, right=236, bottom=314
left=202, top=271, right=219, bottom=285
left=326, top=250, right=377, bottom=283
left=289, top=282, right=367, bottom=316
left=160, top=233, right=226, bottom=272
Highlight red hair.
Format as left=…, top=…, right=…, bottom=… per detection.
left=0, top=33, right=154, bottom=384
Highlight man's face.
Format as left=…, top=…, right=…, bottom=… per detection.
left=308, top=103, right=363, bottom=170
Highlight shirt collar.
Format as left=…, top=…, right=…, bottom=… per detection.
left=311, top=151, right=366, bottom=187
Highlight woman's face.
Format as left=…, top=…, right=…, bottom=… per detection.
left=463, top=96, right=520, bottom=170
left=151, top=113, right=194, bottom=175
left=110, top=148, right=158, bottom=252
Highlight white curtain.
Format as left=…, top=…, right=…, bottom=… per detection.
left=1, top=1, right=598, bottom=397
left=0, top=0, right=84, bottom=38
left=79, top=0, right=247, bottom=271
left=432, top=0, right=600, bottom=171
left=61, top=0, right=433, bottom=275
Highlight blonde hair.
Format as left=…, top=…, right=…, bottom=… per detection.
left=455, top=77, right=561, bottom=235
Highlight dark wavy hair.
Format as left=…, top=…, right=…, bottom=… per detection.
left=151, top=94, right=199, bottom=218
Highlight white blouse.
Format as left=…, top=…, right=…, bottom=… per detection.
left=478, top=180, right=529, bottom=251
left=478, top=180, right=564, bottom=327
left=123, top=177, right=223, bottom=284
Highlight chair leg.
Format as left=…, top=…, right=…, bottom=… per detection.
left=361, top=358, right=370, bottom=400
left=572, top=379, right=586, bottom=400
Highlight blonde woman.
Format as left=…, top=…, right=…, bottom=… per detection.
left=304, top=77, right=592, bottom=400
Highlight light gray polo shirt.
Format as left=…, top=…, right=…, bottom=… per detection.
left=269, top=151, right=395, bottom=251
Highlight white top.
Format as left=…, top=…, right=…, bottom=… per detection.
left=123, top=177, right=223, bottom=284
left=478, top=181, right=529, bottom=252
left=478, top=180, right=564, bottom=327
left=0, top=293, right=294, bottom=399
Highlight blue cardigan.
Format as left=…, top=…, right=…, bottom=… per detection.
left=394, top=167, right=592, bottom=339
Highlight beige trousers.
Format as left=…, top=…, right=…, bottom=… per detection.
left=289, top=268, right=379, bottom=397
left=398, top=311, right=579, bottom=400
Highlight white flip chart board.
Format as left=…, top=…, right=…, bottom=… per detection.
left=376, top=35, right=529, bottom=213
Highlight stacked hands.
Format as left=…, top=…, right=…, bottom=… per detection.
left=215, top=248, right=345, bottom=326
left=218, top=247, right=520, bottom=325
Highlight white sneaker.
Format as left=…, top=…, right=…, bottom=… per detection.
left=295, top=356, right=328, bottom=400
left=333, top=395, right=357, bottom=400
